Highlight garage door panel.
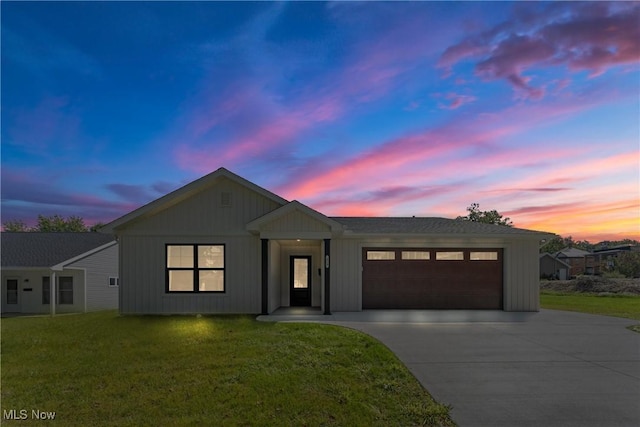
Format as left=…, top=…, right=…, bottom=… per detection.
left=362, top=248, right=503, bottom=309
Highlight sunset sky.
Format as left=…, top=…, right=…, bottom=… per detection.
left=2, top=1, right=639, bottom=242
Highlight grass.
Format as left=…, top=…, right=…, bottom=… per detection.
left=1, top=311, right=453, bottom=426
left=540, top=291, right=640, bottom=321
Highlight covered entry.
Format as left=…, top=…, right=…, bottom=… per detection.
left=362, top=248, right=503, bottom=309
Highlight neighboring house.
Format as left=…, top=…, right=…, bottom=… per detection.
left=553, top=248, right=591, bottom=277
left=586, top=245, right=640, bottom=275
left=539, top=253, right=571, bottom=280
left=1, top=233, right=118, bottom=315
left=102, top=168, right=552, bottom=315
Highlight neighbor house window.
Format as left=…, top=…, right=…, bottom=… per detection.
left=58, top=277, right=74, bottom=304
left=367, top=251, right=395, bottom=260
left=436, top=251, right=464, bottom=260
left=402, top=251, right=430, bottom=260
left=6, top=279, right=18, bottom=304
left=42, top=276, right=50, bottom=304
left=109, top=277, right=119, bottom=287
left=166, top=244, right=225, bottom=292
left=470, top=251, right=498, bottom=261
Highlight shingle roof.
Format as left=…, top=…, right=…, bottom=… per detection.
left=554, top=247, right=591, bottom=258
left=331, top=217, right=550, bottom=236
left=1, top=233, right=115, bottom=268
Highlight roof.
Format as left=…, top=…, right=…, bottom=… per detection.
left=332, top=217, right=551, bottom=237
left=539, top=253, right=571, bottom=267
left=1, top=232, right=115, bottom=268
left=247, top=200, right=344, bottom=234
left=554, top=247, right=591, bottom=258
left=102, top=167, right=288, bottom=233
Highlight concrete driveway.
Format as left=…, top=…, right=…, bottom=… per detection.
left=261, top=309, right=640, bottom=426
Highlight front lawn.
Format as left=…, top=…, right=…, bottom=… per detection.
left=540, top=291, right=640, bottom=320
left=1, top=312, right=453, bottom=426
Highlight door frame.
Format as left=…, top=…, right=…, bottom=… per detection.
left=289, top=255, right=312, bottom=306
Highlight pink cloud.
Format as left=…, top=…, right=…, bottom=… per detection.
left=439, top=3, right=640, bottom=98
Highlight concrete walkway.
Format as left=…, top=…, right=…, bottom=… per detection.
left=259, top=309, right=640, bottom=427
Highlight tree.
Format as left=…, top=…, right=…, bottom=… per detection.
left=2, top=219, right=29, bottom=232
left=540, top=236, right=594, bottom=253
left=611, top=252, right=640, bottom=278
left=2, top=215, right=95, bottom=232
left=457, top=203, right=513, bottom=226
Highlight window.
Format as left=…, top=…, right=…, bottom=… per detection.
left=59, top=277, right=73, bottom=304
left=43, top=276, right=50, bottom=304
left=470, top=251, right=498, bottom=261
left=166, top=244, right=225, bottom=292
left=402, top=251, right=430, bottom=260
left=6, top=279, right=18, bottom=304
left=367, top=251, right=395, bottom=260
left=436, top=251, right=464, bottom=260
left=109, top=277, right=119, bottom=287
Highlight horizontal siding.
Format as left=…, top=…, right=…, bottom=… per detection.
left=68, top=244, right=119, bottom=311
left=119, top=235, right=261, bottom=314
left=122, top=177, right=282, bottom=236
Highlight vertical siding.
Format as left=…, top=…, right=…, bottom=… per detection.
left=263, top=211, right=331, bottom=233
left=67, top=244, right=119, bottom=311
left=118, top=176, right=284, bottom=314
left=119, top=235, right=261, bottom=314
left=331, top=239, right=362, bottom=311
left=503, top=240, right=540, bottom=311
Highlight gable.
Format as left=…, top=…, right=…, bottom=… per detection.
left=119, top=176, right=284, bottom=235
left=247, top=201, right=344, bottom=239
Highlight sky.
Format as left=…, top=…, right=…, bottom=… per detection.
left=1, top=1, right=639, bottom=242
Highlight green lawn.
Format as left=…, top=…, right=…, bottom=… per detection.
left=1, top=312, right=453, bottom=426
left=540, top=291, right=640, bottom=320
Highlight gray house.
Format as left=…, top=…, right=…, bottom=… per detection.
left=103, top=168, right=551, bottom=315
left=1, top=233, right=118, bottom=315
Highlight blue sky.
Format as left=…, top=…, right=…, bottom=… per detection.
left=2, top=1, right=639, bottom=241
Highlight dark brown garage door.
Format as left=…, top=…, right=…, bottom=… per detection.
left=362, top=248, right=503, bottom=309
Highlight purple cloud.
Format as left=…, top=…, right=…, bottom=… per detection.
left=439, top=2, right=640, bottom=98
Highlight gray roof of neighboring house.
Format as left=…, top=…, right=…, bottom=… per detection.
left=331, top=217, right=550, bottom=236
left=1, top=232, right=115, bottom=268
left=554, top=247, right=591, bottom=258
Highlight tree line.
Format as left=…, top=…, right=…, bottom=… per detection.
left=2, top=215, right=104, bottom=232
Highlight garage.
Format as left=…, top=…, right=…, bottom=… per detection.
left=362, top=248, right=503, bottom=309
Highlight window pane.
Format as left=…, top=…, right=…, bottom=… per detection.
left=167, top=245, right=194, bottom=268
left=199, top=271, right=224, bottom=291
left=367, top=251, right=395, bottom=260
left=436, top=251, right=464, bottom=260
left=43, top=277, right=50, bottom=304
left=293, top=258, right=309, bottom=289
left=198, top=245, right=224, bottom=268
left=470, top=251, right=498, bottom=261
left=402, top=251, right=430, bottom=260
left=7, top=279, right=18, bottom=304
left=169, top=270, right=193, bottom=291
left=59, top=277, right=73, bottom=304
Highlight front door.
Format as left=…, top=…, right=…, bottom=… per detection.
left=290, top=256, right=311, bottom=306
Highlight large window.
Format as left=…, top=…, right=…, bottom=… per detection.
left=58, top=277, right=74, bottom=304
left=166, top=244, right=225, bottom=292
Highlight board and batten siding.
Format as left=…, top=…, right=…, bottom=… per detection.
left=121, top=177, right=283, bottom=236
left=503, top=239, right=540, bottom=311
left=261, top=210, right=332, bottom=234
left=119, top=235, right=261, bottom=314
left=330, top=239, right=362, bottom=311
left=67, top=244, right=119, bottom=311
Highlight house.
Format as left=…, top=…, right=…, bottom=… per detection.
left=552, top=248, right=591, bottom=277
left=539, top=253, right=571, bottom=279
left=1, top=233, right=118, bottom=315
left=585, top=244, right=640, bottom=275
left=102, top=167, right=552, bottom=315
